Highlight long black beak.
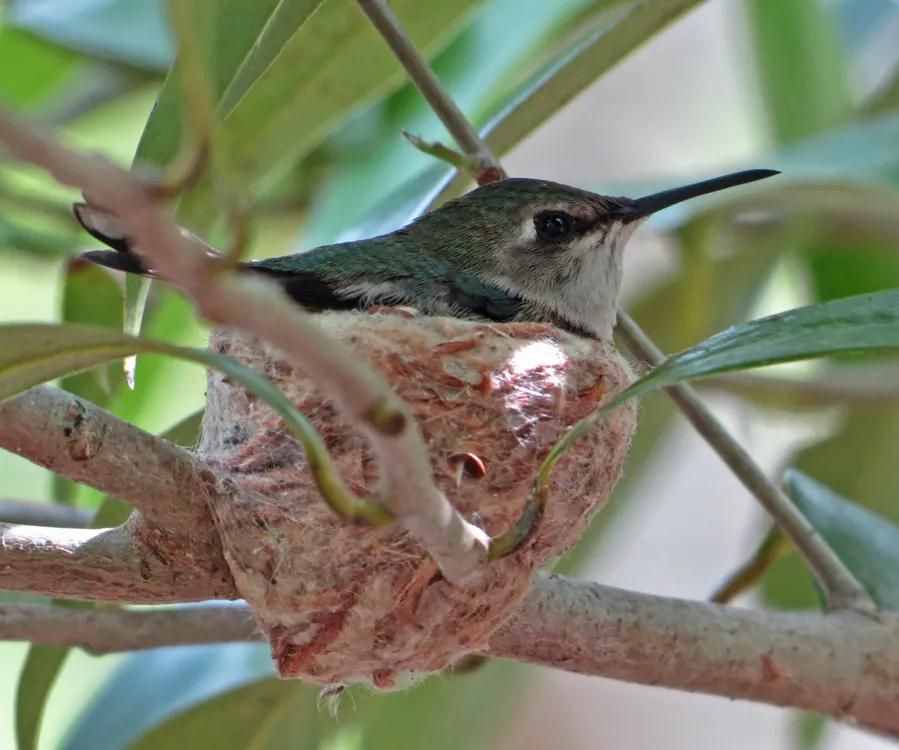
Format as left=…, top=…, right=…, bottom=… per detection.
left=626, top=168, right=779, bottom=220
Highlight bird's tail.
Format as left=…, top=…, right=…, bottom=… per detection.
left=74, top=203, right=160, bottom=276
left=74, top=203, right=223, bottom=277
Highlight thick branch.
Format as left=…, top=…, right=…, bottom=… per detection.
left=3, top=574, right=898, bottom=736
left=0, top=385, right=213, bottom=531
left=0, top=385, right=235, bottom=595
left=0, top=107, right=488, bottom=586
left=0, top=602, right=257, bottom=654
left=615, top=312, right=874, bottom=613
left=490, top=574, right=899, bottom=737
left=0, top=521, right=235, bottom=602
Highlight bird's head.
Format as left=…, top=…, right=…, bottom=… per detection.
left=407, top=169, right=778, bottom=338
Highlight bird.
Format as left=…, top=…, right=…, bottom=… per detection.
left=76, top=169, right=778, bottom=341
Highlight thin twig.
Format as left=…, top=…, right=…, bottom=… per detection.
left=0, top=602, right=258, bottom=654
left=356, top=0, right=505, bottom=185
left=0, top=106, right=489, bottom=586
left=615, top=312, right=875, bottom=613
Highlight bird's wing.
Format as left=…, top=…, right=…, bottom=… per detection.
left=76, top=204, right=524, bottom=323
left=248, top=246, right=524, bottom=322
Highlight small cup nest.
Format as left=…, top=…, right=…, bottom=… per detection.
left=199, top=311, right=637, bottom=688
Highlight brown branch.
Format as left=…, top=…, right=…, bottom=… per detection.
left=615, top=313, right=875, bottom=613
left=0, top=386, right=235, bottom=596
left=0, top=520, right=235, bottom=602
left=3, top=573, right=898, bottom=736
left=0, top=107, right=489, bottom=586
left=0, top=602, right=258, bottom=654
left=489, top=574, right=899, bottom=737
left=0, top=385, right=214, bottom=532
left=0, top=499, right=92, bottom=528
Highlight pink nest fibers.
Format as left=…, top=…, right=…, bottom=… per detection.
left=199, top=310, right=637, bottom=688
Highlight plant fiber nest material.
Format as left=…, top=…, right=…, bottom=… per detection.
left=199, top=311, right=637, bottom=688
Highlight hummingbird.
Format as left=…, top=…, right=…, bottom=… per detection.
left=76, top=169, right=778, bottom=340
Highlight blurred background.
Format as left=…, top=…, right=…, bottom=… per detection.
left=2, top=0, right=899, bottom=748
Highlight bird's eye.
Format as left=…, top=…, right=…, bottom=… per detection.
left=535, top=211, right=574, bottom=241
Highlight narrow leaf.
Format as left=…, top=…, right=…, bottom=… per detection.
left=612, top=289, right=899, bottom=408
left=540, top=290, right=899, bottom=486
left=15, top=646, right=69, bottom=750
left=784, top=470, right=899, bottom=609
left=128, top=678, right=318, bottom=750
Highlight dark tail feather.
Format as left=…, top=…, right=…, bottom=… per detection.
left=80, top=249, right=154, bottom=275
left=73, top=202, right=133, bottom=254
left=74, top=201, right=157, bottom=276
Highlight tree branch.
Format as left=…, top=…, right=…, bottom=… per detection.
left=0, top=107, right=489, bottom=586
left=489, top=574, right=899, bottom=737
left=0, top=385, right=214, bottom=532
left=357, top=0, right=505, bottom=184
left=614, top=312, right=874, bottom=613
left=0, top=602, right=258, bottom=654
left=0, top=521, right=234, bottom=602
left=0, top=385, right=236, bottom=597
left=3, top=574, right=897, bottom=736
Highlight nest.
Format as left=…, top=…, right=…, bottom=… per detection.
left=199, top=311, right=637, bottom=688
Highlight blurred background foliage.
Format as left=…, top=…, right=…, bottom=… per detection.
left=1, top=0, right=899, bottom=748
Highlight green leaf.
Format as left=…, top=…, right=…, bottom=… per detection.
left=609, top=289, right=899, bottom=407
left=0, top=27, right=78, bottom=109
left=15, top=645, right=70, bottom=750
left=0, top=320, right=294, bottom=436
left=62, top=643, right=274, bottom=750
left=127, top=0, right=318, bottom=351
left=218, top=1, right=326, bottom=117
left=59, top=260, right=126, bottom=404
left=129, top=678, right=321, bottom=750
left=6, top=0, right=173, bottom=71
left=161, top=408, right=204, bottom=448
left=784, top=470, right=899, bottom=609
left=746, top=0, right=852, bottom=145
left=180, top=0, right=485, bottom=231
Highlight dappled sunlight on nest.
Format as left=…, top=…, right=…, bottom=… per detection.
left=198, top=310, right=636, bottom=688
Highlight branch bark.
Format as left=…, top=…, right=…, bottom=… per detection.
left=0, top=602, right=257, bottom=654
left=3, top=574, right=897, bottom=737
left=0, top=520, right=234, bottom=602
left=489, top=574, right=899, bottom=737
left=0, top=385, right=235, bottom=598
left=0, top=385, right=214, bottom=531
